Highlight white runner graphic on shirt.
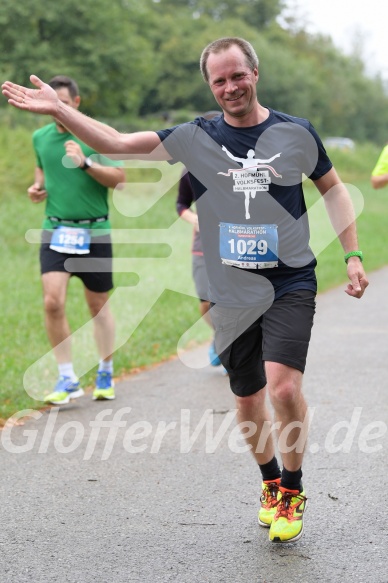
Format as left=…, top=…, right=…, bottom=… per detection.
left=219, top=147, right=282, bottom=219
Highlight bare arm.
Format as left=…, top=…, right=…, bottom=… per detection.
left=64, top=140, right=125, bottom=189
left=2, top=76, right=167, bottom=160
left=313, top=167, right=368, bottom=298
left=180, top=208, right=199, bottom=231
left=27, top=167, right=47, bottom=203
left=370, top=173, right=388, bottom=189
left=80, top=163, right=125, bottom=190
left=370, top=145, right=388, bottom=189
left=176, top=171, right=199, bottom=230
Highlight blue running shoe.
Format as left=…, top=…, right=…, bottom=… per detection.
left=208, top=341, right=221, bottom=367
left=44, top=376, right=84, bottom=405
left=93, top=371, right=115, bottom=400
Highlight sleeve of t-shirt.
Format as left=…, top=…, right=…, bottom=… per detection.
left=176, top=170, right=194, bottom=216
left=307, top=123, right=333, bottom=181
left=156, top=122, right=201, bottom=166
left=371, top=145, right=388, bottom=176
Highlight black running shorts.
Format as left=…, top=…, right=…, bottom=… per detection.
left=210, top=290, right=316, bottom=397
left=40, top=232, right=113, bottom=293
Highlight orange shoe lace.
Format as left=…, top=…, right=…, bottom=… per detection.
left=274, top=490, right=307, bottom=522
left=260, top=480, right=280, bottom=509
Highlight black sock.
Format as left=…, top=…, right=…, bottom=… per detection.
left=281, top=467, right=303, bottom=492
left=259, top=456, right=281, bottom=482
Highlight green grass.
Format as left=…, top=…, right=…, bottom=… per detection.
left=0, top=128, right=386, bottom=422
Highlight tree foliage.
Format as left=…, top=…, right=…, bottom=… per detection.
left=151, top=0, right=285, bottom=28
left=0, top=0, right=156, bottom=116
left=1, top=0, right=388, bottom=143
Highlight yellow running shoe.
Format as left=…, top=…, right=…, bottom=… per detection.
left=258, top=478, right=281, bottom=527
left=93, top=371, right=115, bottom=400
left=269, top=487, right=308, bottom=543
left=44, top=376, right=84, bottom=405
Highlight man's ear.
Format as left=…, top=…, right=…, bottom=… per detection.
left=74, top=95, right=81, bottom=109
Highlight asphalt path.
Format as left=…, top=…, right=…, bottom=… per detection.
left=1, top=268, right=387, bottom=583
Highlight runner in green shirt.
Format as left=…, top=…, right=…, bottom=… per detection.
left=27, top=75, right=125, bottom=404
left=371, top=144, right=388, bottom=189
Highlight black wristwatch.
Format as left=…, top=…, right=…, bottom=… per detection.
left=81, top=157, right=93, bottom=170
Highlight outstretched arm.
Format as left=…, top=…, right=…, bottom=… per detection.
left=221, top=145, right=241, bottom=163
left=2, top=76, right=167, bottom=160
left=313, top=167, right=368, bottom=299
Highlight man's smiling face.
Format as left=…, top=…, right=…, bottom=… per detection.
left=206, top=44, right=259, bottom=125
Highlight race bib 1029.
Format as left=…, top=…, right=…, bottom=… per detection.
left=219, top=222, right=278, bottom=269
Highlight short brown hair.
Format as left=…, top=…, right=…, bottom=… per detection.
left=48, top=75, right=79, bottom=99
left=200, top=37, right=259, bottom=83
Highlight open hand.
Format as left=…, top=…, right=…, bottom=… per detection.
left=2, top=75, right=58, bottom=115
